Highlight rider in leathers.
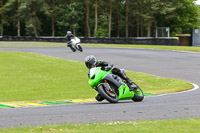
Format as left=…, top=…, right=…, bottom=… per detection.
left=65, top=31, right=75, bottom=47
left=85, top=55, right=137, bottom=101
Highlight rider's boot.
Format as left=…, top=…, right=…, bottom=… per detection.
left=125, top=77, right=138, bottom=91
left=113, top=68, right=138, bottom=91
left=95, top=93, right=104, bottom=102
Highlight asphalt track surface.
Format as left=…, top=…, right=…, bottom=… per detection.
left=0, top=44, right=200, bottom=128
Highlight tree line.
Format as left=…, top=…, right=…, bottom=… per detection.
left=0, top=0, right=200, bottom=37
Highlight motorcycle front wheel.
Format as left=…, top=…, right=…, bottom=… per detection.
left=69, top=45, right=76, bottom=52
left=98, top=83, right=118, bottom=103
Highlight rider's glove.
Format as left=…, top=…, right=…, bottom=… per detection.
left=105, top=66, right=112, bottom=71
left=67, top=41, right=72, bottom=46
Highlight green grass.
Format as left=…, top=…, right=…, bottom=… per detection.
left=83, top=44, right=200, bottom=53
left=1, top=118, right=200, bottom=133
left=1, top=42, right=200, bottom=52
left=0, top=51, right=193, bottom=102
left=0, top=41, right=62, bottom=44
left=0, top=44, right=65, bottom=47
left=0, top=51, right=91, bottom=102
left=127, top=71, right=192, bottom=94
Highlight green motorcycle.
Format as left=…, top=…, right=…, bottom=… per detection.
left=88, top=67, right=144, bottom=103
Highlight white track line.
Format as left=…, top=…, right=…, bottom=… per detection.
left=171, top=50, right=200, bottom=54
left=149, top=83, right=199, bottom=98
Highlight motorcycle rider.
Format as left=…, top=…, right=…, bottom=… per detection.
left=85, top=55, right=137, bottom=101
left=65, top=31, right=75, bottom=47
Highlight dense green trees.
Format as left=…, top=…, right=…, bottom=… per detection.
left=0, top=0, right=199, bottom=37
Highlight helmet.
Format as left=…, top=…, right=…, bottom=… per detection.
left=67, top=31, right=72, bottom=34
left=85, top=55, right=97, bottom=68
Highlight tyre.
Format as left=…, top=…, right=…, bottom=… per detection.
left=77, top=45, right=83, bottom=52
left=98, top=83, right=118, bottom=103
left=69, top=45, right=76, bottom=52
left=132, top=85, right=144, bottom=102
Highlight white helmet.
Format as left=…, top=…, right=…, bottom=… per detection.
left=67, top=31, right=72, bottom=34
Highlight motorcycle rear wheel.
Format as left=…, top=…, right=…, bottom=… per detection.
left=77, top=45, right=83, bottom=52
left=132, top=85, right=144, bottom=102
left=98, top=84, right=118, bottom=103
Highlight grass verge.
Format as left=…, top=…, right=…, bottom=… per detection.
left=0, top=51, right=91, bottom=102
left=0, top=118, right=200, bottom=133
left=0, top=51, right=193, bottom=102
left=1, top=42, right=200, bottom=52
left=83, top=44, right=200, bottom=53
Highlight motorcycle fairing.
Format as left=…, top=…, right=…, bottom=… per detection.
left=103, top=74, right=134, bottom=100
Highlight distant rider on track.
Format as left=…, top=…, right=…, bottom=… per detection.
left=65, top=31, right=75, bottom=47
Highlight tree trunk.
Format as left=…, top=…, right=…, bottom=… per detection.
left=33, top=7, right=38, bottom=37
left=52, top=15, right=55, bottom=37
left=140, top=20, right=143, bottom=37
left=147, top=1, right=152, bottom=37
left=51, top=0, right=55, bottom=37
left=16, top=0, right=20, bottom=36
left=116, top=0, right=120, bottom=37
left=85, top=0, right=90, bottom=37
left=17, top=20, right=20, bottom=36
left=1, top=0, right=3, bottom=36
left=1, top=21, right=3, bottom=36
left=94, top=0, right=98, bottom=36
left=147, top=23, right=151, bottom=37
left=154, top=21, right=157, bottom=37
left=108, top=0, right=112, bottom=37
left=73, top=27, right=75, bottom=36
left=126, top=0, right=129, bottom=37
left=137, top=18, right=140, bottom=37
left=139, top=1, right=143, bottom=37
